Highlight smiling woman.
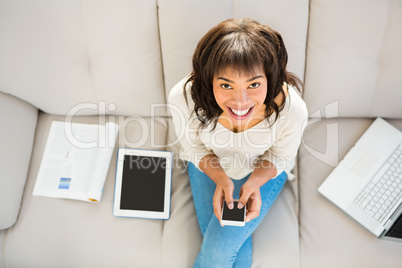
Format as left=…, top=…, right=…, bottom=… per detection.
left=168, top=18, right=308, bottom=268
left=184, top=18, right=302, bottom=133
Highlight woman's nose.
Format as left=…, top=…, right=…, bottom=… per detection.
left=234, top=89, right=249, bottom=105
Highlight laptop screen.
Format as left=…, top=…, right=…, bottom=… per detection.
left=384, top=211, right=402, bottom=239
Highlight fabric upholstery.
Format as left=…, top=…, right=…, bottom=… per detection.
left=304, top=0, right=402, bottom=118
left=0, top=230, right=5, bottom=268
left=0, top=92, right=37, bottom=230
left=0, top=0, right=165, bottom=117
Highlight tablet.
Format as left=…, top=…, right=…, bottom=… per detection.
left=113, top=148, right=173, bottom=220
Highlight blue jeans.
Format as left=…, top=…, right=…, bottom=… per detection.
left=187, top=162, right=287, bottom=268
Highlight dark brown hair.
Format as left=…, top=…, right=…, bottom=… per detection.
left=184, top=18, right=303, bottom=129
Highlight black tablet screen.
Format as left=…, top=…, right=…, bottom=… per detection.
left=120, top=155, right=166, bottom=212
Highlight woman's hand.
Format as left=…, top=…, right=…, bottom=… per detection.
left=198, top=154, right=236, bottom=224
left=213, top=176, right=234, bottom=224
left=238, top=179, right=262, bottom=223
left=238, top=159, right=277, bottom=223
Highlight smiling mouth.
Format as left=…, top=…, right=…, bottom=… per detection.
left=227, top=106, right=254, bottom=119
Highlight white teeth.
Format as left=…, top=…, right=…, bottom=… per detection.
left=230, top=107, right=251, bottom=116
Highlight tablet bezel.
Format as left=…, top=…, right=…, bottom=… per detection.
left=113, top=148, right=173, bottom=220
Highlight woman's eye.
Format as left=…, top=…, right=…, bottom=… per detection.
left=221, top=84, right=232, bottom=90
left=249, top=83, right=260, bottom=89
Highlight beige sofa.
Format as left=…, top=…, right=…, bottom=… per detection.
left=1, top=0, right=402, bottom=267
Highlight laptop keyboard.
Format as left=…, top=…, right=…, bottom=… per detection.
left=354, top=142, right=402, bottom=222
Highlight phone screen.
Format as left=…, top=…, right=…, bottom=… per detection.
left=222, top=201, right=245, bottom=222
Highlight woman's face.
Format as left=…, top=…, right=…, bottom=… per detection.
left=213, top=66, right=268, bottom=132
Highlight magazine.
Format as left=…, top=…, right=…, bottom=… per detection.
left=33, top=120, right=118, bottom=202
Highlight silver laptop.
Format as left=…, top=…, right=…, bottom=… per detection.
left=318, top=117, right=402, bottom=242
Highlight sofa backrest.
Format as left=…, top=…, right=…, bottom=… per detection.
left=0, top=0, right=309, bottom=117
left=0, top=0, right=165, bottom=117
left=304, top=0, right=402, bottom=119
left=3, top=0, right=399, bottom=120
left=159, top=0, right=309, bottom=98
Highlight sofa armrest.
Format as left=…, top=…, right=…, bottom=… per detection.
left=0, top=92, right=37, bottom=230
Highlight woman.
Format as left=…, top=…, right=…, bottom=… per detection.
left=168, top=18, right=308, bottom=268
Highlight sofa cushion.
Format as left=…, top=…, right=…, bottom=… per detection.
left=158, top=0, right=309, bottom=103
left=162, top=118, right=301, bottom=267
left=304, top=0, right=402, bottom=118
left=0, top=0, right=165, bottom=117
left=2, top=113, right=168, bottom=267
left=298, top=118, right=402, bottom=267
left=160, top=122, right=202, bottom=267
left=0, top=92, right=37, bottom=230
left=0, top=230, right=4, bottom=266
left=252, top=160, right=300, bottom=268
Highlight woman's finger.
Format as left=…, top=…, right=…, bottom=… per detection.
left=213, top=189, right=224, bottom=221
left=245, top=209, right=260, bottom=222
left=238, top=188, right=252, bottom=209
left=224, top=186, right=234, bottom=210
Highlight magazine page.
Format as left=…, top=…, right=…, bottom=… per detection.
left=33, top=121, right=118, bottom=202
left=87, top=122, right=118, bottom=202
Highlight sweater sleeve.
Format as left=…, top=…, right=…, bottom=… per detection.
left=168, top=77, right=214, bottom=170
left=258, top=91, right=308, bottom=178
